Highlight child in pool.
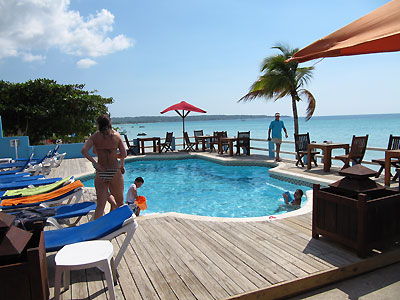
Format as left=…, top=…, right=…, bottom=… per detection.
left=126, top=177, right=145, bottom=216
left=275, top=189, right=303, bottom=212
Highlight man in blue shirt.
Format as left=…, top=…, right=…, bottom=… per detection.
left=268, top=112, right=288, bottom=162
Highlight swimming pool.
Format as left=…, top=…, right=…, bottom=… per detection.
left=82, top=158, right=308, bottom=218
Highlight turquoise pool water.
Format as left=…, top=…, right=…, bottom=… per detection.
left=82, top=158, right=308, bottom=218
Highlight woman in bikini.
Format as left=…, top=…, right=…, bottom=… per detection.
left=81, top=114, right=127, bottom=219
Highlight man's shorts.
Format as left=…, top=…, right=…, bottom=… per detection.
left=271, top=137, right=282, bottom=144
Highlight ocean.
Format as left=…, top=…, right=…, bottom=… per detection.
left=116, top=113, right=400, bottom=164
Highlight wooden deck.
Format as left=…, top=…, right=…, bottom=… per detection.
left=45, top=155, right=400, bottom=300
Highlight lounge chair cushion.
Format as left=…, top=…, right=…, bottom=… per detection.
left=52, top=201, right=96, bottom=220
left=44, top=205, right=134, bottom=252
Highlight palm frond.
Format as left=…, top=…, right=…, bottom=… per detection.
left=299, top=89, right=316, bottom=120
left=296, top=66, right=314, bottom=88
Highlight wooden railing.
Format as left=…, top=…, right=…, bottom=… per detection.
left=125, top=136, right=387, bottom=168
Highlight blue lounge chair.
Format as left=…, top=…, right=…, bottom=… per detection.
left=0, top=153, right=34, bottom=175
left=0, top=177, right=62, bottom=190
left=44, top=205, right=138, bottom=267
left=15, top=145, right=60, bottom=162
left=0, top=173, right=42, bottom=183
left=10, top=201, right=96, bottom=229
left=0, top=153, right=35, bottom=169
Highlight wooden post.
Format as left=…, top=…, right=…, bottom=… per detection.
left=357, top=193, right=368, bottom=257
left=312, top=184, right=320, bottom=239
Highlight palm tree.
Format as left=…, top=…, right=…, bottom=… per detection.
left=239, top=44, right=316, bottom=135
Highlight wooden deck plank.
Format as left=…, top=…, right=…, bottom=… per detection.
left=85, top=268, right=108, bottom=300
left=234, top=222, right=322, bottom=274
left=284, top=214, right=313, bottom=230
left=177, top=218, right=268, bottom=288
left=248, top=222, right=331, bottom=271
left=148, top=218, right=230, bottom=299
left=139, top=219, right=216, bottom=300
left=266, top=221, right=360, bottom=266
left=117, top=232, right=161, bottom=300
left=70, top=269, right=89, bottom=300
left=278, top=218, right=312, bottom=235
left=172, top=218, right=259, bottom=292
left=113, top=236, right=143, bottom=300
left=133, top=226, right=179, bottom=299
left=133, top=222, right=196, bottom=300
left=228, top=222, right=310, bottom=278
left=201, top=221, right=296, bottom=284
left=252, top=221, right=340, bottom=268
left=161, top=217, right=248, bottom=296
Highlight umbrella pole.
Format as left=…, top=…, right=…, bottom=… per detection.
left=182, top=110, right=191, bottom=149
left=182, top=111, right=185, bottom=148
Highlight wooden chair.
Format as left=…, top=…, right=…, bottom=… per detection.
left=335, top=135, right=369, bottom=169
left=235, top=131, right=250, bottom=155
left=209, top=131, right=226, bottom=152
left=371, top=134, right=400, bottom=178
left=183, top=132, right=196, bottom=152
left=210, top=131, right=228, bottom=153
left=160, top=132, right=173, bottom=152
left=294, top=133, right=319, bottom=167
left=123, top=134, right=138, bottom=155
left=194, top=130, right=204, bottom=150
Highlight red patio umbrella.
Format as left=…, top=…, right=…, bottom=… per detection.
left=287, top=0, right=400, bottom=63
left=160, top=101, right=207, bottom=146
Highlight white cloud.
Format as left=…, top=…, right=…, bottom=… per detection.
left=77, top=58, right=97, bottom=68
left=0, top=0, right=134, bottom=62
left=22, top=52, right=45, bottom=62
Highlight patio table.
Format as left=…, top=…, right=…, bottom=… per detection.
left=195, top=135, right=211, bottom=151
left=307, top=143, right=349, bottom=172
left=219, top=137, right=237, bottom=156
left=136, top=137, right=161, bottom=154
left=384, top=149, right=400, bottom=186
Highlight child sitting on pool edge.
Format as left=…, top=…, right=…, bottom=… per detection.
left=275, top=189, right=303, bottom=212
left=126, top=177, right=145, bottom=216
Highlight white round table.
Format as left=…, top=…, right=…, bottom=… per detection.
left=54, top=240, right=116, bottom=300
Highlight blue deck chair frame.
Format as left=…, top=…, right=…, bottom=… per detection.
left=0, top=177, right=63, bottom=192
left=44, top=205, right=137, bottom=267
left=0, top=173, right=42, bottom=183
left=0, top=153, right=34, bottom=175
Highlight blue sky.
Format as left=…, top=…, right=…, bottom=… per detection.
left=0, top=0, right=397, bottom=117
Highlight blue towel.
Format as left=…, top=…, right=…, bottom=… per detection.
left=284, top=191, right=294, bottom=202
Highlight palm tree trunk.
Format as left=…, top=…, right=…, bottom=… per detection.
left=291, top=93, right=299, bottom=135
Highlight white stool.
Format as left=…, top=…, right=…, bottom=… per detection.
left=54, top=240, right=116, bottom=300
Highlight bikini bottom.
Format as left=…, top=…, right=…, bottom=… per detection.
left=96, top=169, right=120, bottom=181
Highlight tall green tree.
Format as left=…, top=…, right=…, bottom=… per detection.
left=239, top=44, right=316, bottom=135
left=0, top=78, right=113, bottom=144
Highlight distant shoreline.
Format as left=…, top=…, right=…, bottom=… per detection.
left=111, top=115, right=275, bottom=124
left=112, top=113, right=399, bottom=124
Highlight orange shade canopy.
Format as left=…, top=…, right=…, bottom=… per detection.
left=287, top=0, right=400, bottom=63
